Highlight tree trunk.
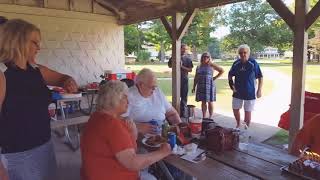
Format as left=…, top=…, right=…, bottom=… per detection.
left=159, top=43, right=166, bottom=62
left=192, top=45, right=197, bottom=61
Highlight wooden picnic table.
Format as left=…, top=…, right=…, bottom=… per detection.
left=164, top=143, right=300, bottom=180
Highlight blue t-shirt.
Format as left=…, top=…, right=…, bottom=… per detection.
left=228, top=58, right=263, bottom=100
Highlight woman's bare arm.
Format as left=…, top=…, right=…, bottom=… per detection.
left=210, top=63, right=224, bottom=80
left=115, top=144, right=171, bottom=171
left=0, top=72, right=6, bottom=111
left=37, top=64, right=78, bottom=93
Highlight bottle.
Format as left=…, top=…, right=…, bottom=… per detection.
left=162, top=121, right=170, bottom=138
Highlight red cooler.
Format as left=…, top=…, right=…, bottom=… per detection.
left=104, top=69, right=135, bottom=81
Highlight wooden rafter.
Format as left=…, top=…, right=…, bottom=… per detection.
left=94, top=0, right=125, bottom=20
left=267, top=0, right=294, bottom=30
left=177, top=8, right=198, bottom=40
left=306, top=0, right=320, bottom=29
left=160, top=16, right=172, bottom=39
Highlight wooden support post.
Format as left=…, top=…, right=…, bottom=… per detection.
left=171, top=13, right=182, bottom=113
left=288, top=0, right=309, bottom=151
left=160, top=10, right=196, bottom=112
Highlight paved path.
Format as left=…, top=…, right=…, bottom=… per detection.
left=202, top=67, right=292, bottom=127
left=252, top=68, right=291, bottom=127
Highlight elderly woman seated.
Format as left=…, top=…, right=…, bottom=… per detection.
left=125, top=68, right=181, bottom=135
left=291, top=114, right=320, bottom=155
left=81, top=80, right=171, bottom=180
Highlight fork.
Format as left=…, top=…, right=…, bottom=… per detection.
left=193, top=151, right=207, bottom=162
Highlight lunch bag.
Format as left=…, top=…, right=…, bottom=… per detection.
left=205, top=126, right=239, bottom=153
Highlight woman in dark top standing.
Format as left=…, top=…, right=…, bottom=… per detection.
left=0, top=19, right=78, bottom=180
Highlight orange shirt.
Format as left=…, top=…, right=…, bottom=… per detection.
left=81, top=112, right=138, bottom=180
left=294, top=114, right=320, bottom=154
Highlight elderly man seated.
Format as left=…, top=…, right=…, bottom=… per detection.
left=125, top=68, right=181, bottom=135
left=291, top=114, right=320, bottom=155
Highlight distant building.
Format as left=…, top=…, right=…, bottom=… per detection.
left=284, top=51, right=293, bottom=59
left=125, top=54, right=137, bottom=64
left=257, top=47, right=280, bottom=59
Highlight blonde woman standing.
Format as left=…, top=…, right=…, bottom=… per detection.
left=0, top=19, right=78, bottom=180
left=192, top=52, right=224, bottom=119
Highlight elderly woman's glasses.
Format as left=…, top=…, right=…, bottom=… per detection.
left=31, top=40, right=41, bottom=48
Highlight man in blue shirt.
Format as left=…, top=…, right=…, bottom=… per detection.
left=228, top=44, right=263, bottom=128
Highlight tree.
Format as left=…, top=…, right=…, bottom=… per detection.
left=220, top=0, right=293, bottom=54
left=143, top=20, right=171, bottom=62
left=182, top=9, right=218, bottom=60
left=124, top=24, right=144, bottom=55
left=208, top=38, right=221, bottom=58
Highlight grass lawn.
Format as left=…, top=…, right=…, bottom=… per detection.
left=126, top=62, right=276, bottom=112
left=263, top=129, right=289, bottom=149
left=126, top=62, right=319, bottom=112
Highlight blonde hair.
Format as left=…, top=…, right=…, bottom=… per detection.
left=96, top=80, right=128, bottom=111
left=0, top=19, right=40, bottom=64
left=200, top=52, right=211, bottom=64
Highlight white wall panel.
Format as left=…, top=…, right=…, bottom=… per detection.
left=0, top=4, right=124, bottom=85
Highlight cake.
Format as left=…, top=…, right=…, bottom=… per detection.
left=288, top=151, right=320, bottom=179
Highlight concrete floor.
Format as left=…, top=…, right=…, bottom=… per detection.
left=53, top=110, right=282, bottom=180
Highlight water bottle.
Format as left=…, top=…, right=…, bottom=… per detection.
left=240, top=128, right=249, bottom=151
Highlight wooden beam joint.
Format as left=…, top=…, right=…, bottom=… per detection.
left=177, top=8, right=198, bottom=40
left=306, top=0, right=320, bottom=30
left=267, top=0, right=294, bottom=30
left=160, top=16, right=173, bottom=39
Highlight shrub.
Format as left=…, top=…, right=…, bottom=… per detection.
left=137, top=50, right=151, bottom=62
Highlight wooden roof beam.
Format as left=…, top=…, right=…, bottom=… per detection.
left=267, top=0, right=294, bottom=30
left=119, top=0, right=244, bottom=25
left=139, top=0, right=166, bottom=4
left=177, top=8, right=198, bottom=40
left=306, top=0, right=320, bottom=29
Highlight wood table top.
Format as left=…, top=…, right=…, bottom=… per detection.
left=164, top=143, right=300, bottom=180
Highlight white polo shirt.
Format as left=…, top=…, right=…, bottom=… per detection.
left=125, top=85, right=172, bottom=124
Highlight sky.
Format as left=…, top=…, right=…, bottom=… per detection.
left=211, top=0, right=294, bottom=39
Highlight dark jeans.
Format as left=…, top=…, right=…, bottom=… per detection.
left=180, top=78, right=188, bottom=117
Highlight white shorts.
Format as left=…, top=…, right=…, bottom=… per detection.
left=232, top=97, right=255, bottom=112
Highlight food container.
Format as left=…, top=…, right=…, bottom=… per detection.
left=189, top=118, right=202, bottom=139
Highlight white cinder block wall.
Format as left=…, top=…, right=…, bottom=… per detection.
left=0, top=4, right=125, bottom=85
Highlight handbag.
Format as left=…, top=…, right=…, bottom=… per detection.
left=205, top=126, right=239, bottom=153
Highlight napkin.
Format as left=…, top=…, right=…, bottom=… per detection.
left=180, top=148, right=205, bottom=163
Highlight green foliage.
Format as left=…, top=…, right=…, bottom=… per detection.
left=137, top=50, right=151, bottom=62
left=208, top=38, right=221, bottom=58
left=220, top=0, right=293, bottom=54
left=143, top=20, right=172, bottom=62
left=124, top=24, right=144, bottom=55
left=182, top=9, right=218, bottom=53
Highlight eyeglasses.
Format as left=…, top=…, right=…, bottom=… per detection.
left=239, top=51, right=248, bottom=55
left=30, top=40, right=41, bottom=48
left=144, top=83, right=157, bottom=90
